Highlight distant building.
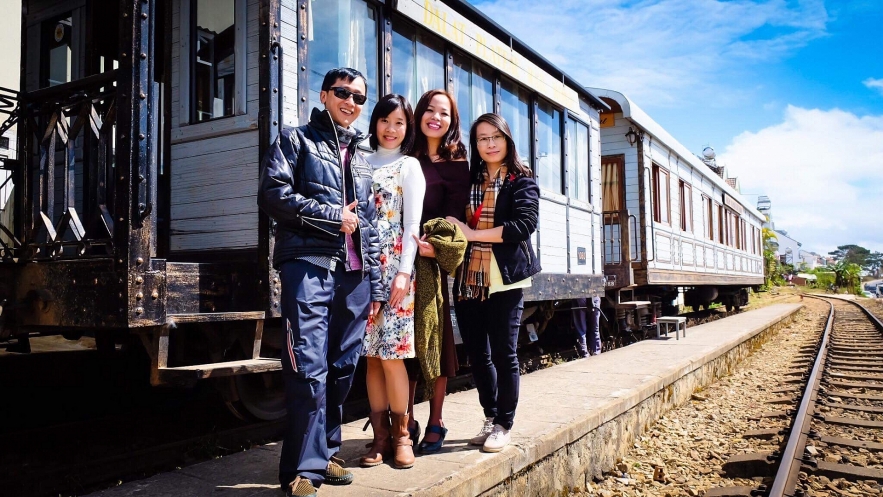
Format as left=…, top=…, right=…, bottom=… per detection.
left=797, top=250, right=824, bottom=270
left=757, top=195, right=773, bottom=230
left=773, top=229, right=801, bottom=267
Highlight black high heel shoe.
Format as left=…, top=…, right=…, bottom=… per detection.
left=408, top=419, right=420, bottom=447
left=417, top=425, right=448, bottom=454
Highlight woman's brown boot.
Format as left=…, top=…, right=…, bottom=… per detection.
left=390, top=412, right=415, bottom=469
left=360, top=411, right=392, bottom=467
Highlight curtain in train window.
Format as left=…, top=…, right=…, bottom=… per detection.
left=717, top=204, right=724, bottom=243
left=499, top=78, right=531, bottom=166
left=193, top=0, right=236, bottom=121
left=705, top=196, right=713, bottom=241
left=535, top=99, right=562, bottom=194
left=452, top=52, right=494, bottom=147
left=652, top=164, right=669, bottom=224
left=392, top=22, right=444, bottom=109
left=679, top=181, right=692, bottom=232
left=308, top=0, right=378, bottom=131
left=567, top=120, right=590, bottom=203
left=601, top=158, right=620, bottom=213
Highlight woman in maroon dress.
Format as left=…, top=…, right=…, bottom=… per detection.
left=404, top=89, right=470, bottom=453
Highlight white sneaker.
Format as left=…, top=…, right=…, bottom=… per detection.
left=481, top=424, right=511, bottom=453
left=469, top=417, right=495, bottom=446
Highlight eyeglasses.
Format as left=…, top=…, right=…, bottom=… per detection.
left=477, top=135, right=504, bottom=147
left=329, top=86, right=367, bottom=105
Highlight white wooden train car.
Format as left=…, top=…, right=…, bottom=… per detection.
left=587, top=88, right=764, bottom=322
left=1, top=0, right=607, bottom=420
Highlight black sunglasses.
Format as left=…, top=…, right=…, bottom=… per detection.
left=329, top=86, right=367, bottom=105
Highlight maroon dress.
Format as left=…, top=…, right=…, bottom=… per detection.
left=414, top=155, right=470, bottom=378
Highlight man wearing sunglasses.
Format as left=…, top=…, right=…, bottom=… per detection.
left=259, top=67, right=383, bottom=497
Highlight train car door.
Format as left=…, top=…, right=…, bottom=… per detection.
left=601, top=155, right=632, bottom=288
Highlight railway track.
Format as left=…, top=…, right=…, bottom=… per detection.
left=715, top=296, right=883, bottom=496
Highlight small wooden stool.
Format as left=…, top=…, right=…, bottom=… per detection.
left=656, top=316, right=687, bottom=340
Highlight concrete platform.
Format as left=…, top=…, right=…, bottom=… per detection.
left=88, top=303, right=802, bottom=497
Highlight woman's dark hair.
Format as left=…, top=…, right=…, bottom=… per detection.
left=368, top=94, right=415, bottom=152
left=468, top=113, right=532, bottom=184
left=404, top=89, right=467, bottom=161
left=321, top=67, right=367, bottom=93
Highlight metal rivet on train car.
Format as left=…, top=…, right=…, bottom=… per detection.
left=119, top=175, right=124, bottom=181
left=140, top=53, right=147, bottom=59
left=301, top=97, right=306, bottom=102
left=300, top=3, right=305, bottom=9
left=273, top=290, right=278, bottom=296
left=273, top=121, right=278, bottom=126
left=72, top=279, right=76, bottom=285
left=141, top=13, right=148, bottom=19
left=122, top=52, right=127, bottom=58
left=135, top=276, right=144, bottom=284
left=151, top=290, right=159, bottom=300
left=123, top=12, right=128, bottom=18
left=273, top=88, right=278, bottom=93
left=273, top=278, right=279, bottom=284
left=118, top=260, right=123, bottom=265
left=135, top=307, right=143, bottom=315
left=118, top=217, right=124, bottom=222
left=136, top=257, right=144, bottom=265
left=301, top=66, right=306, bottom=71
left=139, top=133, right=145, bottom=140
left=274, top=22, right=278, bottom=27
left=140, top=92, right=146, bottom=99
left=94, top=279, right=99, bottom=285
left=262, top=87, right=267, bottom=92
left=136, top=292, right=143, bottom=300
left=274, top=301, right=279, bottom=308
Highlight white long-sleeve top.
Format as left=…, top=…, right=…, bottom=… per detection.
left=365, top=146, right=426, bottom=276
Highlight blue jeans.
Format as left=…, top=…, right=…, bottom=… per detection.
left=573, top=297, right=602, bottom=355
left=278, top=260, right=370, bottom=488
left=454, top=288, right=524, bottom=430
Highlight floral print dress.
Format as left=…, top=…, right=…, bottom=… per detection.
left=363, top=152, right=425, bottom=359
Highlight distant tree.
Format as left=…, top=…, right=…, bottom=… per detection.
left=867, top=251, right=883, bottom=274
left=762, top=228, right=779, bottom=288
left=832, top=259, right=862, bottom=294
left=829, top=245, right=871, bottom=267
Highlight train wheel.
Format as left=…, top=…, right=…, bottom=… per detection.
left=219, top=372, right=287, bottom=421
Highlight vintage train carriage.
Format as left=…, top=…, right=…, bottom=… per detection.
left=0, top=0, right=606, bottom=420
left=587, top=88, right=764, bottom=326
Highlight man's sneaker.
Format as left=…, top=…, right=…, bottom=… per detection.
left=287, top=476, right=318, bottom=497
left=469, top=417, right=496, bottom=445
left=481, top=424, right=511, bottom=453
left=325, top=456, right=354, bottom=485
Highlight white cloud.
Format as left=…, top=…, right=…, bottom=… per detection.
left=865, top=78, right=883, bottom=96
left=718, top=106, right=883, bottom=254
left=473, top=0, right=828, bottom=106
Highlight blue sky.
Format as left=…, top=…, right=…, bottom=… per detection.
left=472, top=0, right=883, bottom=256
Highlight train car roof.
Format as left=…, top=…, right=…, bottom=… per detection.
left=587, top=87, right=765, bottom=221
left=443, top=0, right=609, bottom=112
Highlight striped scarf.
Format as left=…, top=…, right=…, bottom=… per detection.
left=457, top=166, right=507, bottom=301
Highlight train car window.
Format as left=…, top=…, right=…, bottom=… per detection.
left=308, top=0, right=379, bottom=131
left=601, top=157, right=621, bottom=213
left=652, top=164, right=670, bottom=224
left=452, top=52, right=494, bottom=148
left=41, top=15, right=73, bottom=88
left=567, top=119, right=590, bottom=203
left=500, top=78, right=531, bottom=167
left=717, top=204, right=724, bottom=244
left=734, top=215, right=741, bottom=249
left=703, top=195, right=713, bottom=241
left=536, top=99, right=562, bottom=194
left=192, top=0, right=236, bottom=121
left=392, top=21, right=444, bottom=110
left=679, top=181, right=692, bottom=232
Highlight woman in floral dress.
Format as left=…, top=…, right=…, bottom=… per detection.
left=360, top=94, right=425, bottom=469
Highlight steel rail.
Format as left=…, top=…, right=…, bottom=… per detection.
left=767, top=295, right=834, bottom=497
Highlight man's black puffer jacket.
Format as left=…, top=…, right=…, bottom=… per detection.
left=258, top=108, right=384, bottom=302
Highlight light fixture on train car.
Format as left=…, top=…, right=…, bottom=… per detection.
left=625, top=126, right=642, bottom=146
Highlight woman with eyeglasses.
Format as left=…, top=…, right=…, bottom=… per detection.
left=446, top=113, right=541, bottom=453
left=359, top=94, right=425, bottom=469
left=404, top=89, right=470, bottom=454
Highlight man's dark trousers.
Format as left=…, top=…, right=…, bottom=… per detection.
left=278, top=259, right=370, bottom=487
